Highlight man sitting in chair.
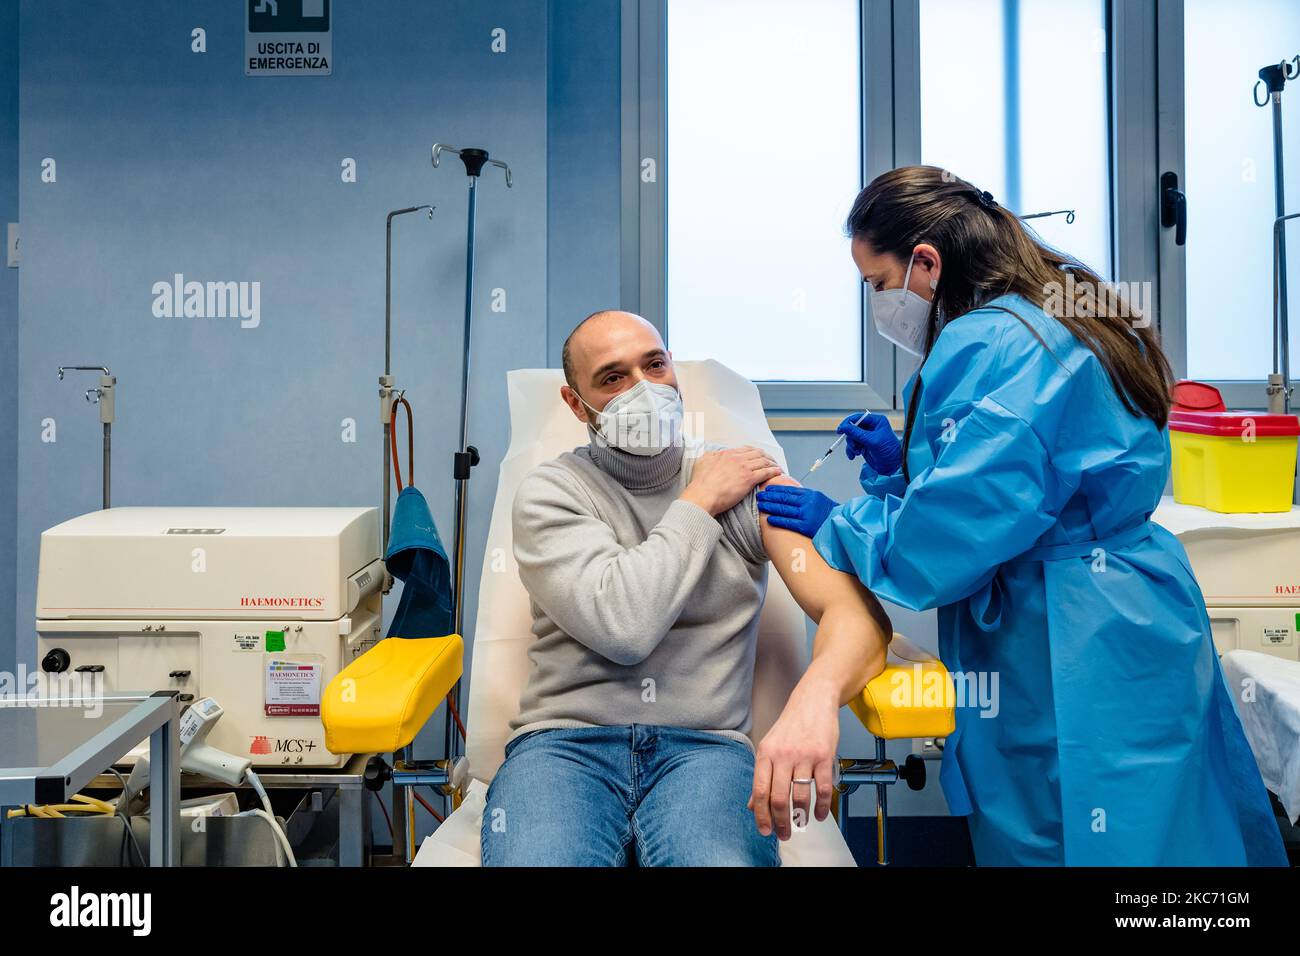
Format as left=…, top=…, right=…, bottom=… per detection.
left=483, top=310, right=892, bottom=866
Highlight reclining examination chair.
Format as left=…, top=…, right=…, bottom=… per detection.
left=323, top=360, right=954, bottom=866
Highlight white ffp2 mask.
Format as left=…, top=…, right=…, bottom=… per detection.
left=578, top=379, right=685, bottom=455
left=871, top=254, right=937, bottom=357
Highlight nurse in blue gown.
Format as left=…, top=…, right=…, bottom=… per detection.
left=757, top=165, right=1287, bottom=866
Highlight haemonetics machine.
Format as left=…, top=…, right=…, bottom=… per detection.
left=35, top=506, right=384, bottom=769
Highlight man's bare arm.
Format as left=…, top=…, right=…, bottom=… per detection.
left=760, top=475, right=891, bottom=704
left=748, top=474, right=892, bottom=839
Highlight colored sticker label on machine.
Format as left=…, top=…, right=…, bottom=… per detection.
left=265, top=660, right=322, bottom=716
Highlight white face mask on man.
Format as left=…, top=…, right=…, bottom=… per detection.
left=576, top=379, right=685, bottom=456
left=871, top=253, right=938, bottom=357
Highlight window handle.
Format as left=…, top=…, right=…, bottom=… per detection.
left=1161, top=171, right=1187, bottom=246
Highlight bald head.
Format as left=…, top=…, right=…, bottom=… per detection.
left=559, top=310, right=678, bottom=425
left=562, top=311, right=661, bottom=389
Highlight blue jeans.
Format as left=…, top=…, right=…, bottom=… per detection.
left=481, top=724, right=781, bottom=867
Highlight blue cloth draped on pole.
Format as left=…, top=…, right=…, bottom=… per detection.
left=385, top=485, right=454, bottom=639
left=812, top=292, right=1287, bottom=866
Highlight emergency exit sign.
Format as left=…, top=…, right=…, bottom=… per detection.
left=246, top=0, right=332, bottom=76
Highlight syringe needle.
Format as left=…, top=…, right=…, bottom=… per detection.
left=799, top=410, right=871, bottom=482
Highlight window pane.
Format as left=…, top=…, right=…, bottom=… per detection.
left=920, top=0, right=1111, bottom=279
left=666, top=0, right=862, bottom=382
left=1184, top=0, right=1300, bottom=381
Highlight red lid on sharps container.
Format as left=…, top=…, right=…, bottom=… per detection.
left=1168, top=410, right=1300, bottom=437
left=1171, top=379, right=1226, bottom=413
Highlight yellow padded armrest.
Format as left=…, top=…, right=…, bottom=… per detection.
left=848, top=658, right=956, bottom=740
left=322, top=634, right=464, bottom=754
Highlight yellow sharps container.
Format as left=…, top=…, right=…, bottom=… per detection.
left=1169, top=408, right=1300, bottom=513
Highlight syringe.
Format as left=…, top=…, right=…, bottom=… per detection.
left=797, top=410, right=871, bottom=482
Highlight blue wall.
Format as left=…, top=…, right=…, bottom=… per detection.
left=546, top=0, right=621, bottom=362
left=1, top=0, right=17, bottom=678
left=13, top=1, right=547, bottom=691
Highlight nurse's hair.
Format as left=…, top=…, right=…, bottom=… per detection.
left=845, top=165, right=1173, bottom=429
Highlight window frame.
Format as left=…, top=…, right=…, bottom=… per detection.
left=1156, top=0, right=1298, bottom=407
left=624, top=0, right=1183, bottom=414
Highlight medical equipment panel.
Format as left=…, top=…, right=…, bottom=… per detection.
left=35, top=508, right=384, bottom=768
left=1154, top=498, right=1300, bottom=660
left=36, top=507, right=379, bottom=621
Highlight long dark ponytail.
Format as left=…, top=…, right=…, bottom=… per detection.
left=847, top=165, right=1174, bottom=428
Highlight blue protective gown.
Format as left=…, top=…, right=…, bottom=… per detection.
left=813, top=293, right=1287, bottom=866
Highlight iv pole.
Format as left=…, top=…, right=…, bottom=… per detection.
left=429, top=143, right=512, bottom=780
left=1019, top=208, right=1076, bottom=224
left=380, top=205, right=435, bottom=561
left=56, top=365, right=115, bottom=509
left=377, top=204, right=434, bottom=861
left=1273, top=212, right=1300, bottom=415
left=1257, top=54, right=1300, bottom=413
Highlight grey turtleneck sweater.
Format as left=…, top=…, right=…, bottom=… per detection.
left=507, top=428, right=770, bottom=750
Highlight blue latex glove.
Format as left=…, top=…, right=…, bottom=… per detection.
left=756, top=485, right=839, bottom=538
left=838, top=412, right=902, bottom=476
